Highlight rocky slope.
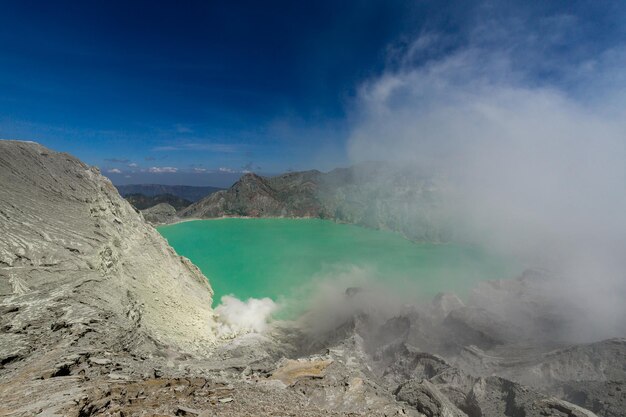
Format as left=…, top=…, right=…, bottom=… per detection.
left=0, top=141, right=218, bottom=353
left=0, top=141, right=623, bottom=416
left=141, top=202, right=179, bottom=225
left=0, top=141, right=219, bottom=414
left=180, top=163, right=452, bottom=241
left=180, top=171, right=325, bottom=218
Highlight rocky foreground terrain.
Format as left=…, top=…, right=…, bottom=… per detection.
left=1, top=141, right=624, bottom=416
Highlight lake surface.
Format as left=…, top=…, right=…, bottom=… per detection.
left=158, top=218, right=519, bottom=312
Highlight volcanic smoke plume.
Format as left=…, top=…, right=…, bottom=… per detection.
left=344, top=14, right=626, bottom=342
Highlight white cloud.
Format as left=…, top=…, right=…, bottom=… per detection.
left=148, top=166, right=178, bottom=173
left=153, top=143, right=239, bottom=153
left=218, top=167, right=235, bottom=173
left=107, top=168, right=122, bottom=174
left=128, top=162, right=138, bottom=168
left=193, top=168, right=207, bottom=173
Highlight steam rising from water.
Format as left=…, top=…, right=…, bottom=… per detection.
left=215, top=295, right=278, bottom=337
left=346, top=17, right=626, bottom=341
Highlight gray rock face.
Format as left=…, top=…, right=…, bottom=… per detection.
left=462, top=376, right=598, bottom=417
left=0, top=140, right=221, bottom=415
left=179, top=171, right=326, bottom=219
left=0, top=141, right=217, bottom=356
left=141, top=202, right=179, bottom=225
left=179, top=163, right=452, bottom=241
left=395, top=379, right=466, bottom=417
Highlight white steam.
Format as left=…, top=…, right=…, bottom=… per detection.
left=299, top=266, right=418, bottom=337
left=215, top=295, right=278, bottom=337
left=346, top=18, right=626, bottom=341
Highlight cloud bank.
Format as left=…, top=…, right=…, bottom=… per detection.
left=148, top=166, right=179, bottom=173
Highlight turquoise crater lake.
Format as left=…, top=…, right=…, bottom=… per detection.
left=158, top=218, right=519, bottom=311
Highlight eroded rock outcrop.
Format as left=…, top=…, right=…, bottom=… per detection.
left=0, top=141, right=217, bottom=354
left=0, top=140, right=218, bottom=414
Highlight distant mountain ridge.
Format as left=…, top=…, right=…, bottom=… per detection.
left=124, top=193, right=192, bottom=210
left=179, top=163, right=453, bottom=242
left=116, top=184, right=223, bottom=202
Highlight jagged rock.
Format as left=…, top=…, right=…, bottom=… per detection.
left=538, top=398, right=600, bottom=417
left=463, top=376, right=599, bottom=417
left=559, top=380, right=625, bottom=417
left=494, top=338, right=626, bottom=417
left=395, top=379, right=466, bottom=417
left=377, top=344, right=450, bottom=386
left=288, top=335, right=422, bottom=415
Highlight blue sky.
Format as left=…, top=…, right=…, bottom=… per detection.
left=1, top=1, right=624, bottom=186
